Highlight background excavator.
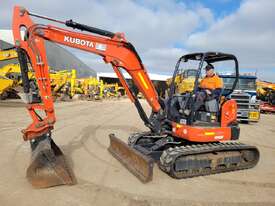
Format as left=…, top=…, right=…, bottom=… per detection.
left=0, top=47, right=18, bottom=61
left=0, top=48, right=74, bottom=101
left=0, top=48, right=38, bottom=100
left=257, top=80, right=275, bottom=113
left=166, top=69, right=198, bottom=95
left=49, top=69, right=75, bottom=101
left=12, top=6, right=259, bottom=188
left=0, top=48, right=121, bottom=101
left=0, top=48, right=23, bottom=99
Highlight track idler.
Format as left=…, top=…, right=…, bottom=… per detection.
left=27, top=133, right=76, bottom=188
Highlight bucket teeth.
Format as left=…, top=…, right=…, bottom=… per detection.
left=108, top=134, right=154, bottom=183
left=27, top=134, right=76, bottom=188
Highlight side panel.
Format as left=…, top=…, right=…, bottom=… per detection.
left=221, top=99, right=237, bottom=127
left=172, top=123, right=232, bottom=142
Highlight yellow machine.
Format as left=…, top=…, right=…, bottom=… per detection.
left=257, top=80, right=275, bottom=107
left=0, top=63, right=77, bottom=101
left=70, top=69, right=86, bottom=98
left=0, top=48, right=18, bottom=61
left=0, top=49, right=82, bottom=101
left=103, top=83, right=125, bottom=99
left=70, top=69, right=77, bottom=97
left=0, top=63, right=21, bottom=79
left=257, top=81, right=275, bottom=100
left=0, top=49, right=30, bottom=99
left=52, top=69, right=100, bottom=101
left=78, top=77, right=125, bottom=100
left=49, top=69, right=76, bottom=101
left=0, top=63, right=34, bottom=79
left=0, top=76, right=15, bottom=99
left=167, top=69, right=198, bottom=94
left=0, top=63, right=35, bottom=96
left=0, top=49, right=126, bottom=101
left=79, top=77, right=102, bottom=100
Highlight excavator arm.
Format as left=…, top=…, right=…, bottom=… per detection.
left=13, top=6, right=161, bottom=141
left=12, top=6, right=163, bottom=187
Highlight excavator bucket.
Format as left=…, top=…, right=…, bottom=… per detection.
left=26, top=134, right=76, bottom=188
left=108, top=134, right=154, bottom=183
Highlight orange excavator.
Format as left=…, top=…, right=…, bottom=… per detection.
left=12, top=6, right=259, bottom=188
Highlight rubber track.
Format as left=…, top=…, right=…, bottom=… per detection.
left=159, top=142, right=260, bottom=179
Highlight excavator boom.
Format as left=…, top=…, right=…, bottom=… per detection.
left=12, top=6, right=161, bottom=187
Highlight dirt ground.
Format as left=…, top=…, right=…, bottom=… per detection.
left=0, top=99, right=275, bottom=206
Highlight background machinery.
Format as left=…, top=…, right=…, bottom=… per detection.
left=0, top=48, right=75, bottom=101
left=49, top=69, right=75, bottom=101
left=0, top=75, right=15, bottom=99
left=0, top=48, right=87, bottom=101
left=0, top=48, right=20, bottom=99
left=77, top=76, right=102, bottom=100
left=0, top=47, right=18, bottom=61
left=103, top=83, right=124, bottom=99
left=0, top=48, right=36, bottom=99
left=257, top=80, right=275, bottom=113
left=166, top=68, right=198, bottom=95
left=12, top=6, right=259, bottom=188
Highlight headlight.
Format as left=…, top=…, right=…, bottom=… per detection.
left=250, top=95, right=256, bottom=104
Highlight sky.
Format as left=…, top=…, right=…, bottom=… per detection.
left=1, top=0, right=275, bottom=81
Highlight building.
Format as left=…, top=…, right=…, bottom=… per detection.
left=98, top=72, right=171, bottom=97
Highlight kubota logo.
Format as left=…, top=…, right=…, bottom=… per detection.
left=64, top=36, right=94, bottom=48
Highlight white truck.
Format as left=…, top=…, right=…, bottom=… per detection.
left=220, top=74, right=260, bottom=122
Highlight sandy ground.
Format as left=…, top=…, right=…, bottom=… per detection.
left=0, top=99, right=275, bottom=206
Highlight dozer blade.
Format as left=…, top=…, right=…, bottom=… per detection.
left=108, top=134, right=154, bottom=183
left=26, top=134, right=76, bottom=188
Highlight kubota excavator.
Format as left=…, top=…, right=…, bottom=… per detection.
left=12, top=6, right=259, bottom=188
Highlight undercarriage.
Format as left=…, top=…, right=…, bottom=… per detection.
left=109, top=132, right=259, bottom=182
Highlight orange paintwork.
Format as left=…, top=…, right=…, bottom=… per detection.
left=221, top=99, right=237, bottom=127
left=172, top=99, right=237, bottom=142
left=12, top=6, right=160, bottom=140
left=172, top=122, right=232, bottom=142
